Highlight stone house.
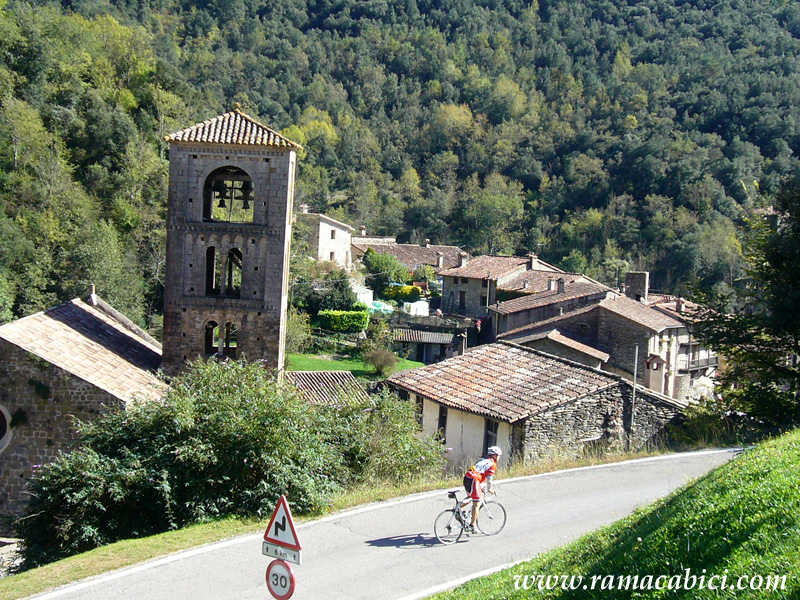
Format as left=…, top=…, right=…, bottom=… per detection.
left=392, top=327, right=466, bottom=364
left=296, top=205, right=354, bottom=269
left=439, top=254, right=561, bottom=317
left=387, top=341, right=686, bottom=467
left=0, top=294, right=165, bottom=529
left=351, top=236, right=464, bottom=277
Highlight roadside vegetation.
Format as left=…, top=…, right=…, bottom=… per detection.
left=433, top=430, right=800, bottom=600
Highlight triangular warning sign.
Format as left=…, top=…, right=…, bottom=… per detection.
left=264, top=495, right=302, bottom=551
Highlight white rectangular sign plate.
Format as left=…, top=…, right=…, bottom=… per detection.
left=262, top=541, right=302, bottom=565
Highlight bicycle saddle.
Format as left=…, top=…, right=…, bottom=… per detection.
left=447, top=491, right=458, bottom=499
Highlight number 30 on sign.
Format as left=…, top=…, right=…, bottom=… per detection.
left=266, top=559, right=296, bottom=600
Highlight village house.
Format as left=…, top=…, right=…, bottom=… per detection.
left=393, top=327, right=467, bottom=364
left=387, top=341, right=686, bottom=467
left=438, top=253, right=561, bottom=317
left=0, top=294, right=165, bottom=529
left=296, top=205, right=355, bottom=269
left=351, top=235, right=463, bottom=277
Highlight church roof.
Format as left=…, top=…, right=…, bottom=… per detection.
left=164, top=108, right=301, bottom=149
left=0, top=296, right=165, bottom=404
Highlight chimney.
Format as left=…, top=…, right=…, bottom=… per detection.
left=625, top=271, right=650, bottom=303
left=522, top=280, right=530, bottom=290
left=437, top=252, right=444, bottom=268
left=300, top=203, right=310, bottom=214
left=676, top=298, right=685, bottom=314
left=423, top=238, right=430, bottom=248
left=458, top=252, right=469, bottom=267
left=557, top=278, right=566, bottom=294
left=526, top=253, right=538, bottom=270
left=547, top=277, right=557, bottom=291
left=360, top=226, right=367, bottom=236
left=458, top=331, right=467, bottom=356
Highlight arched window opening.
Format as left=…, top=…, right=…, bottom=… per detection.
left=1, top=404, right=12, bottom=454
left=224, top=248, right=243, bottom=297
left=203, top=167, right=255, bottom=223
left=223, top=322, right=238, bottom=358
left=205, top=247, right=218, bottom=295
left=204, top=321, right=220, bottom=355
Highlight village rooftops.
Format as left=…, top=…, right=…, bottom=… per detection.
left=284, top=371, right=369, bottom=406
left=491, top=280, right=614, bottom=316
left=499, top=270, right=589, bottom=294
left=498, top=304, right=600, bottom=342
left=0, top=296, right=165, bottom=404
left=352, top=240, right=464, bottom=273
left=599, top=295, right=685, bottom=332
left=393, top=328, right=460, bottom=345
left=438, top=255, right=531, bottom=280
left=388, top=342, right=635, bottom=423
left=164, top=108, right=301, bottom=149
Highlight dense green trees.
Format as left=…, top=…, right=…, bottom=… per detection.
left=4, top=0, right=800, bottom=327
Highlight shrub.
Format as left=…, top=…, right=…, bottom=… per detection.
left=382, top=285, right=422, bottom=303
left=317, top=309, right=369, bottom=333
left=16, top=360, right=445, bottom=568
left=363, top=348, right=399, bottom=377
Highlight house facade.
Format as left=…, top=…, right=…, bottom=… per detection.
left=387, top=342, right=685, bottom=467
left=297, top=206, right=354, bottom=269
left=0, top=295, right=165, bottom=529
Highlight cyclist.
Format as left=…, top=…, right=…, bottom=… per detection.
left=460, top=446, right=502, bottom=532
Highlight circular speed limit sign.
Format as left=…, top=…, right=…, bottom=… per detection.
left=266, top=559, right=296, bottom=600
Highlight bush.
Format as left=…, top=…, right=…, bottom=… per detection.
left=382, top=284, right=422, bottom=303
left=363, top=348, right=399, bottom=377
left=317, top=309, right=369, bottom=333
left=16, top=360, right=445, bottom=568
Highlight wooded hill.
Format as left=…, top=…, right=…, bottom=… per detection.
left=2, top=0, right=800, bottom=329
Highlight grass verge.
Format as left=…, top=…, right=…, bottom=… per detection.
left=286, top=352, right=423, bottom=379
left=432, top=431, right=800, bottom=599
left=0, top=447, right=664, bottom=600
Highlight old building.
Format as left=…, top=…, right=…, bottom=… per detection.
left=351, top=237, right=464, bottom=276
left=161, top=108, right=300, bottom=374
left=0, top=294, right=165, bottom=527
left=439, top=254, right=561, bottom=317
left=296, top=205, right=354, bottom=269
left=387, top=342, right=685, bottom=466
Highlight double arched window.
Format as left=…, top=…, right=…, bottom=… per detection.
left=204, top=321, right=238, bottom=358
left=205, top=247, right=242, bottom=297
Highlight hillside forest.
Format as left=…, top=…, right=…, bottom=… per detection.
left=2, top=0, right=800, bottom=330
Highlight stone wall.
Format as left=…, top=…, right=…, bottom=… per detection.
left=521, top=383, right=681, bottom=461
left=0, top=340, right=124, bottom=531
left=162, top=143, right=296, bottom=373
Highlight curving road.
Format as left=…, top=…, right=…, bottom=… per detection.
left=29, top=449, right=739, bottom=600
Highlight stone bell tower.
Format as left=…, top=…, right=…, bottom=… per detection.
left=161, top=108, right=301, bottom=374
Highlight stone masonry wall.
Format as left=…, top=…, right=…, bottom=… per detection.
left=0, top=339, right=124, bottom=531
left=162, top=143, right=296, bottom=373
left=521, top=383, right=681, bottom=462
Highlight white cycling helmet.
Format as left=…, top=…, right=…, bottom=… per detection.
left=487, top=446, right=502, bottom=457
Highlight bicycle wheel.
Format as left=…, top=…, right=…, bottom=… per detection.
left=476, top=500, right=507, bottom=535
left=434, top=509, right=464, bottom=545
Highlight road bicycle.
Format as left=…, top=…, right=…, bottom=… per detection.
left=433, top=489, right=507, bottom=544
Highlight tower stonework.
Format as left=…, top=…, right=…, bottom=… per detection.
left=161, top=109, right=301, bottom=374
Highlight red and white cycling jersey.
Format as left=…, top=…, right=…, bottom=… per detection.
left=465, top=457, right=497, bottom=484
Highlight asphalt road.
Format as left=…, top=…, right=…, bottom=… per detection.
left=30, top=449, right=739, bottom=600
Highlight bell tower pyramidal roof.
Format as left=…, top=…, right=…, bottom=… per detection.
left=164, top=107, right=301, bottom=149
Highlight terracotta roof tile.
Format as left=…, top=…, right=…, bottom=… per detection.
left=438, top=255, right=531, bottom=280
left=352, top=242, right=464, bottom=274
left=0, top=298, right=165, bottom=404
left=285, top=371, right=369, bottom=406
left=492, top=281, right=613, bottom=315
left=164, top=109, right=301, bottom=149
left=599, top=296, right=684, bottom=332
left=387, top=342, right=618, bottom=423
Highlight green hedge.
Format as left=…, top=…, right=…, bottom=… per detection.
left=318, top=309, right=370, bottom=333
left=383, top=285, right=422, bottom=303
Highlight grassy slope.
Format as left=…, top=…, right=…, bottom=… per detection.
left=286, top=353, right=424, bottom=379
left=434, top=432, right=800, bottom=600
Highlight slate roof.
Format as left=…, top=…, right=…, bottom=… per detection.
left=393, top=328, right=459, bottom=345
left=491, top=281, right=613, bottom=315
left=164, top=108, right=301, bottom=149
left=0, top=297, right=165, bottom=404
left=535, top=330, right=611, bottom=362
left=387, top=342, right=620, bottom=423
left=498, top=304, right=599, bottom=342
left=352, top=242, right=464, bottom=273
left=285, top=371, right=369, bottom=405
left=438, top=255, right=530, bottom=280
left=599, top=296, right=684, bottom=332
